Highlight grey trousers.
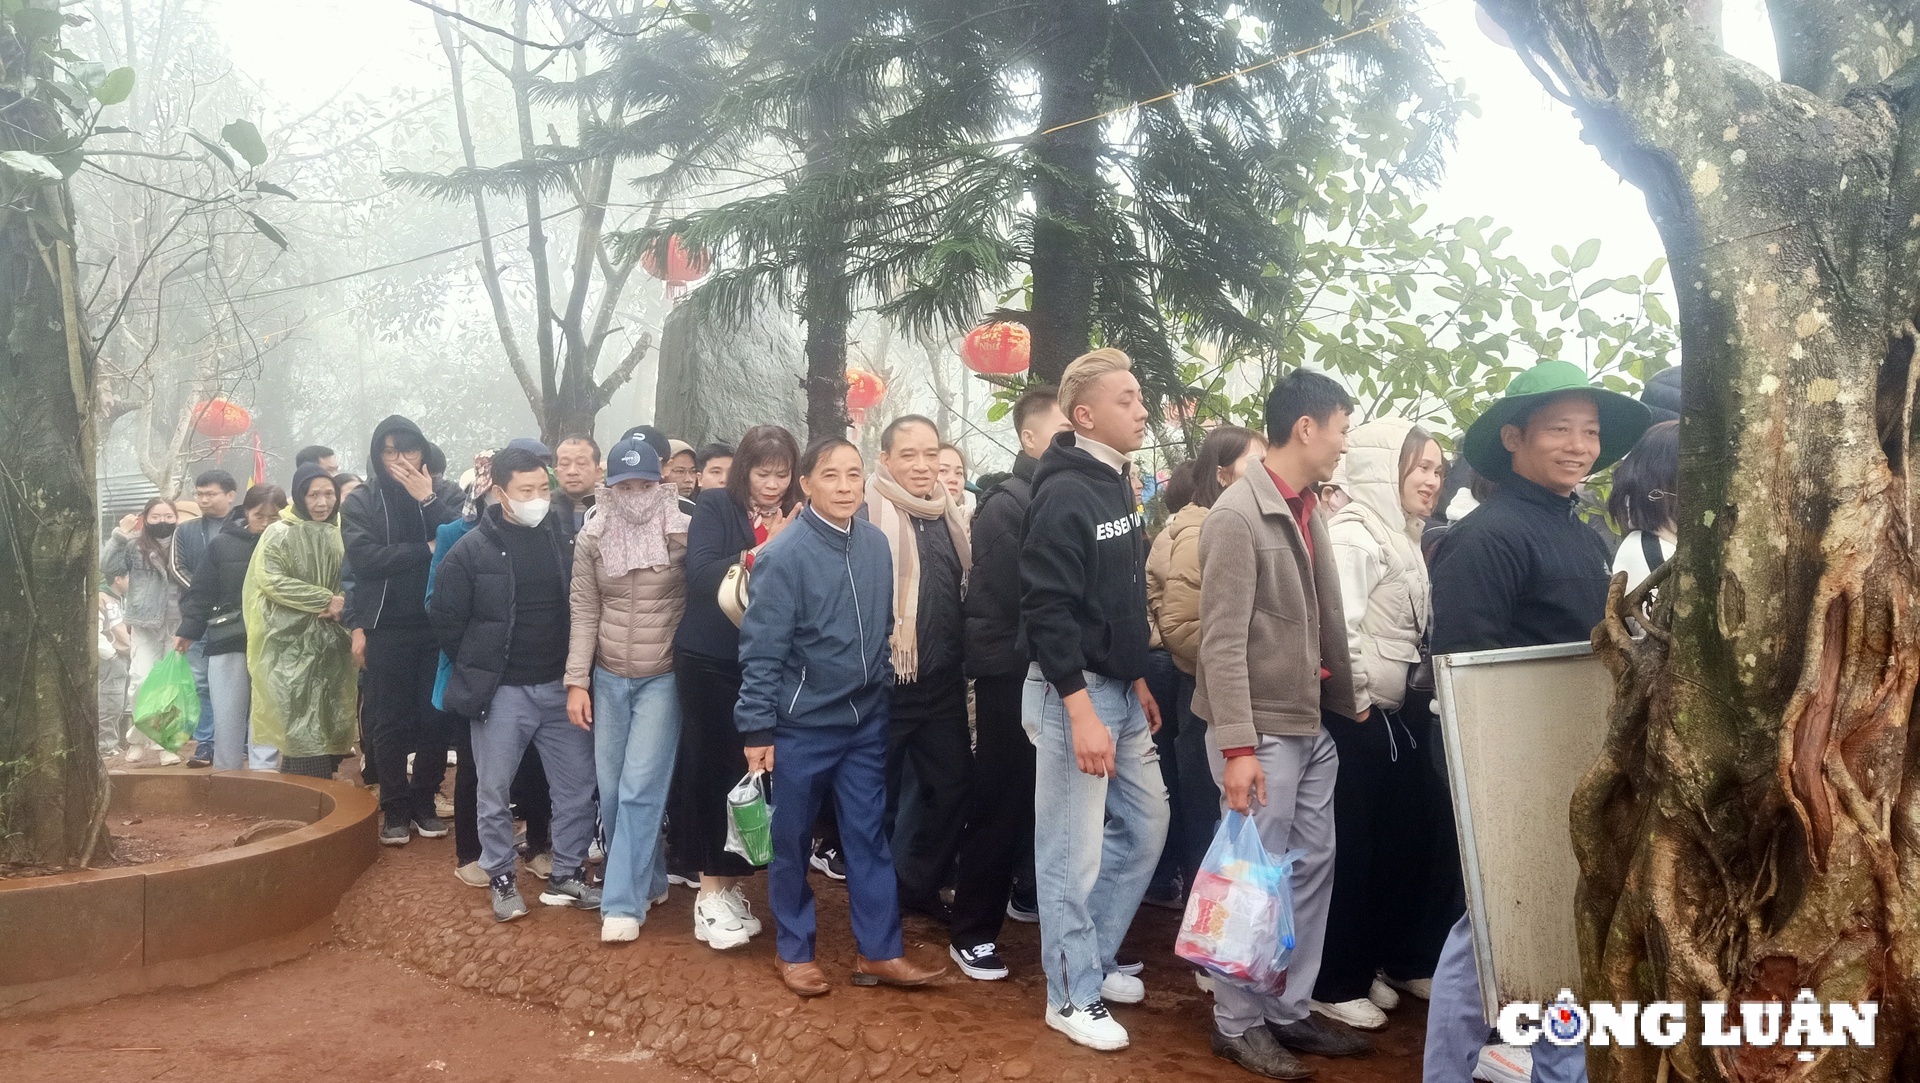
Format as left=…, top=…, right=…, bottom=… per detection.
left=1204, top=726, right=1338, bottom=1037
left=1423, top=913, right=1589, bottom=1083
left=473, top=681, right=597, bottom=881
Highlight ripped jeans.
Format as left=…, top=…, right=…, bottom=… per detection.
left=1024, top=665, right=1170, bottom=1011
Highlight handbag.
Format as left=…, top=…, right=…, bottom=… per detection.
left=1406, top=631, right=1434, bottom=694
left=718, top=560, right=750, bottom=627
left=202, top=607, right=247, bottom=651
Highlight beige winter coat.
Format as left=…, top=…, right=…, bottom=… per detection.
left=565, top=529, right=688, bottom=687
left=1328, top=418, right=1430, bottom=713
left=1147, top=502, right=1208, bottom=674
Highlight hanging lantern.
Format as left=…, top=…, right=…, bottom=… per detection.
left=639, top=234, right=712, bottom=286
left=845, top=367, right=886, bottom=416
left=190, top=397, right=251, bottom=439
left=960, top=321, right=1030, bottom=376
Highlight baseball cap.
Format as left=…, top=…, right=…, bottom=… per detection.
left=605, top=436, right=663, bottom=485
left=506, top=436, right=553, bottom=463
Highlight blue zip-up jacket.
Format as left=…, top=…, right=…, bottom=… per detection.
left=735, top=507, right=894, bottom=746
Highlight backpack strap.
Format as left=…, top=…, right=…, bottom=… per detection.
left=1640, top=530, right=1666, bottom=573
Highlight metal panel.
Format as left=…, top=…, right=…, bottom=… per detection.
left=1435, top=640, right=1611, bottom=1021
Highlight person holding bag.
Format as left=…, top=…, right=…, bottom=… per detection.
left=671, top=424, right=801, bottom=950
left=736, top=437, right=946, bottom=997
left=103, top=497, right=189, bottom=765
left=1311, top=418, right=1452, bottom=1030
left=176, top=484, right=288, bottom=771
left=565, top=436, right=691, bottom=943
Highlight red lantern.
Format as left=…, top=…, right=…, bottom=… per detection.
left=190, top=397, right=251, bottom=439
left=845, top=367, right=886, bottom=415
left=960, top=321, right=1030, bottom=375
left=639, top=235, right=712, bottom=286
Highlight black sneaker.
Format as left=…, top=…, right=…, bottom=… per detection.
left=949, top=942, right=1010, bottom=981
left=187, top=742, right=214, bottom=769
left=539, top=871, right=603, bottom=910
left=491, top=873, right=528, bottom=922
left=1141, top=877, right=1186, bottom=910
left=809, top=839, right=847, bottom=880
left=1006, top=895, right=1040, bottom=924
left=902, top=892, right=952, bottom=925
left=1269, top=1016, right=1373, bottom=1058
left=411, top=813, right=450, bottom=839
left=379, top=812, right=411, bottom=846
left=1212, top=1025, right=1313, bottom=1080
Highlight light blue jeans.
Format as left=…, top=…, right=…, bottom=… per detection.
left=189, top=639, right=216, bottom=751
left=1024, top=664, right=1170, bottom=1010
left=1424, top=913, right=1589, bottom=1083
left=592, top=667, right=679, bottom=921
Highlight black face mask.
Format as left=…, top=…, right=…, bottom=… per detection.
left=143, top=521, right=177, bottom=540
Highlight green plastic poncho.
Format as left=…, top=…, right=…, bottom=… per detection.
left=244, top=505, right=356, bottom=757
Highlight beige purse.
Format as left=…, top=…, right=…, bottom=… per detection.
left=718, top=560, right=750, bottom=627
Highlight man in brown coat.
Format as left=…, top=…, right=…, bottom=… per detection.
left=1194, top=369, right=1371, bottom=1079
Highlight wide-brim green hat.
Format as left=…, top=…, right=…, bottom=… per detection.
left=1462, top=359, right=1654, bottom=481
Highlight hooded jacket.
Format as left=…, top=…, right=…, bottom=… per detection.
left=343, top=415, right=459, bottom=630
left=429, top=503, right=575, bottom=721
left=1020, top=431, right=1151, bottom=695
left=245, top=501, right=355, bottom=758
left=1146, top=501, right=1209, bottom=675
left=1328, top=418, right=1430, bottom=713
left=176, top=514, right=264, bottom=656
left=963, top=452, right=1038, bottom=678
left=735, top=508, right=894, bottom=744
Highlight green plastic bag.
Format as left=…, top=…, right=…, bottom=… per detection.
left=131, top=650, right=199, bottom=752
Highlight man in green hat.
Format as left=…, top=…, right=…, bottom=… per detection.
left=1421, top=359, right=1652, bottom=1083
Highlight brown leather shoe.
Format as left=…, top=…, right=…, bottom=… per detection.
left=852, top=954, right=947, bottom=988
left=777, top=959, right=831, bottom=997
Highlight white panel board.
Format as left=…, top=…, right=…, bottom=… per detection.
left=1434, top=641, right=1612, bottom=1020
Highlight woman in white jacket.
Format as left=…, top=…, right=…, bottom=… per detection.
left=1310, top=417, right=1454, bottom=1032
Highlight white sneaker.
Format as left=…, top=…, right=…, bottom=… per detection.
left=601, top=915, right=641, bottom=943
left=721, top=885, right=763, bottom=936
left=1312, top=997, right=1388, bottom=1031
left=1369, top=975, right=1401, bottom=1011
left=588, top=838, right=605, bottom=863
left=694, top=892, right=750, bottom=950
left=1388, top=975, right=1433, bottom=1000
left=1193, top=970, right=1216, bottom=993
left=1045, top=1000, right=1129, bottom=1051
left=1099, top=971, right=1145, bottom=1005
left=1475, top=1044, right=1532, bottom=1083
left=124, top=745, right=148, bottom=764
left=651, top=889, right=670, bottom=907
left=157, top=750, right=182, bottom=766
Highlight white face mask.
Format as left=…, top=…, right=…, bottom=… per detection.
left=507, top=496, right=550, bottom=527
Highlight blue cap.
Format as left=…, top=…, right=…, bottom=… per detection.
left=506, top=436, right=552, bottom=462
left=604, top=436, right=662, bottom=484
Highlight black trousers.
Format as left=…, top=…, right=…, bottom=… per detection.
left=669, top=652, right=756, bottom=878
left=1143, top=648, right=1184, bottom=893
left=453, top=720, right=551, bottom=866
left=885, top=671, right=971, bottom=904
left=1170, top=670, right=1221, bottom=892
left=948, top=672, right=1035, bottom=949
left=361, top=623, right=451, bottom=819
left=1314, top=698, right=1453, bottom=1001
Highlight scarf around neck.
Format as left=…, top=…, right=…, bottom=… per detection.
left=866, top=469, right=971, bottom=683
left=586, top=483, right=688, bottom=577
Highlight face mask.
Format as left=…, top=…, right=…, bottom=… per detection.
left=507, top=496, right=550, bottom=527
left=143, top=521, right=176, bottom=540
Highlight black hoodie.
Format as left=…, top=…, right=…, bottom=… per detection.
left=1019, top=431, right=1150, bottom=696
left=343, top=415, right=459, bottom=630
left=964, top=451, right=1039, bottom=678
left=175, top=514, right=261, bottom=656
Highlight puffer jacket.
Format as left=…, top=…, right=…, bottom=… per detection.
left=565, top=527, right=688, bottom=686
left=1146, top=502, right=1208, bottom=674
left=1328, top=417, right=1430, bottom=713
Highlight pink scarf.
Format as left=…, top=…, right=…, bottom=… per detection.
left=586, top=484, right=688, bottom=577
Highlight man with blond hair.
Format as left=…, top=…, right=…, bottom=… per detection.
left=1019, top=348, right=1169, bottom=1052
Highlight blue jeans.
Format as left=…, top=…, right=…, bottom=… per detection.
left=473, top=681, right=598, bottom=880
left=1024, top=664, right=1170, bottom=1010
left=189, top=639, right=216, bottom=751
left=592, top=667, right=679, bottom=921
left=767, top=703, right=903, bottom=964
left=1424, top=913, right=1589, bottom=1083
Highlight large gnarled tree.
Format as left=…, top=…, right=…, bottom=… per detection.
left=1480, top=0, right=1920, bottom=1078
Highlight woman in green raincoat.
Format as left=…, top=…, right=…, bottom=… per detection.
left=245, top=463, right=358, bottom=778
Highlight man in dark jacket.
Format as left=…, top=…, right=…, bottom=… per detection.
left=949, top=387, right=1069, bottom=980
left=178, top=468, right=237, bottom=767
left=430, top=446, right=600, bottom=924
left=1421, top=360, right=1650, bottom=1083
left=863, top=414, right=971, bottom=922
left=1019, top=349, right=1168, bottom=1052
left=344, top=415, right=461, bottom=845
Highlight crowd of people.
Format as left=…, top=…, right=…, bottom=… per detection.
left=96, top=351, right=1683, bottom=1083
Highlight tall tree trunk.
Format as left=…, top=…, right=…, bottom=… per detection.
left=1483, top=2, right=1920, bottom=1079
left=1027, top=0, right=1105, bottom=385
left=798, top=4, right=854, bottom=442
left=0, top=56, right=110, bottom=867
